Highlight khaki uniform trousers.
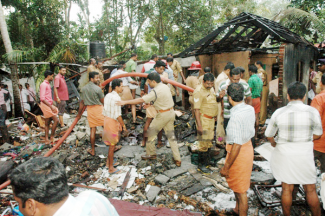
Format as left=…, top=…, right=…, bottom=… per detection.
left=259, top=85, right=269, bottom=125
left=198, top=115, right=215, bottom=152
left=189, top=95, right=194, bottom=110
left=216, top=103, right=225, bottom=144
left=147, top=110, right=181, bottom=161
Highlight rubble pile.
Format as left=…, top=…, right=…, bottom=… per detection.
left=0, top=109, right=321, bottom=215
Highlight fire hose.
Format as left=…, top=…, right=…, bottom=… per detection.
left=0, top=73, right=194, bottom=190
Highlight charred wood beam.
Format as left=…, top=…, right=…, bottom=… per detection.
left=226, top=26, right=257, bottom=46
left=208, top=25, right=241, bottom=51
left=250, top=19, right=284, bottom=42
left=225, top=13, right=250, bottom=25
left=224, top=19, right=255, bottom=27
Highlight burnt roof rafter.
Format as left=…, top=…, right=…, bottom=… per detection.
left=178, top=12, right=313, bottom=57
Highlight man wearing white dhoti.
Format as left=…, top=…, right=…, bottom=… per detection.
left=265, top=81, right=323, bottom=216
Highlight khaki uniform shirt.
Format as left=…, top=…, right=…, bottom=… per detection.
left=258, top=68, right=268, bottom=86
left=198, top=75, right=204, bottom=85
left=142, top=82, right=174, bottom=111
left=313, top=71, right=323, bottom=94
left=81, top=82, right=104, bottom=106
left=186, top=76, right=200, bottom=96
left=193, top=85, right=218, bottom=117
left=215, top=71, right=228, bottom=93
left=87, top=65, right=97, bottom=73
left=170, top=60, right=182, bottom=79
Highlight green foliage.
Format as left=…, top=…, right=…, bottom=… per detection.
left=273, top=1, right=325, bottom=42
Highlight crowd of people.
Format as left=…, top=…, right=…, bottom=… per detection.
left=5, top=53, right=325, bottom=216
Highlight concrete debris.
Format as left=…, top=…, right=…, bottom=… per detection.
left=154, top=174, right=170, bottom=185
left=146, top=186, right=161, bottom=202
left=250, top=171, right=275, bottom=185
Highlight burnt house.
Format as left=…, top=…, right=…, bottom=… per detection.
left=178, top=12, right=318, bottom=106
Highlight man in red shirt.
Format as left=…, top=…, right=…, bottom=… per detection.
left=40, top=70, right=59, bottom=144
left=311, top=73, right=325, bottom=173
left=54, top=66, right=69, bottom=128
left=141, top=54, right=158, bottom=73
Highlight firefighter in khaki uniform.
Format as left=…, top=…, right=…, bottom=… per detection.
left=186, top=61, right=201, bottom=116
left=313, top=59, right=325, bottom=94
left=140, top=61, right=169, bottom=147
left=194, top=73, right=218, bottom=173
left=117, top=72, right=181, bottom=166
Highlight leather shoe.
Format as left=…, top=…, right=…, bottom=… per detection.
left=141, top=154, right=157, bottom=160
left=174, top=159, right=181, bottom=167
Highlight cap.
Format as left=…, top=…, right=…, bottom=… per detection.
left=188, top=61, right=201, bottom=70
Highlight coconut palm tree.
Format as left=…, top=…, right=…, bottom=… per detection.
left=0, top=0, right=23, bottom=117
left=273, top=8, right=325, bottom=41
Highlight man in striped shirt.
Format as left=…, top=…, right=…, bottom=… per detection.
left=220, top=83, right=255, bottom=215
left=216, top=67, right=252, bottom=130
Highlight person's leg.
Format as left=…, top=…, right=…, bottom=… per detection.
left=303, top=184, right=321, bottom=216
left=234, top=192, right=248, bottom=216
left=314, top=150, right=325, bottom=173
left=157, top=130, right=163, bottom=147
left=107, top=145, right=119, bottom=173
left=144, top=114, right=165, bottom=158
left=234, top=193, right=239, bottom=214
left=59, top=115, right=64, bottom=127
left=131, top=89, right=136, bottom=99
left=163, top=113, right=181, bottom=163
left=216, top=103, right=225, bottom=145
left=50, top=115, right=59, bottom=143
left=142, top=118, right=153, bottom=147
left=44, top=118, right=51, bottom=144
left=131, top=104, right=136, bottom=123
left=88, top=127, right=96, bottom=156
left=255, top=113, right=259, bottom=140
left=281, top=182, right=294, bottom=216
left=1, top=105, right=7, bottom=120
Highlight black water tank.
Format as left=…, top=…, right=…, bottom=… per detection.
left=89, top=41, right=106, bottom=59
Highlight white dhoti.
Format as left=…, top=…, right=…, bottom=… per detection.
left=128, top=83, right=138, bottom=90
left=6, top=100, right=10, bottom=112
left=270, top=142, right=316, bottom=185
left=21, top=102, right=31, bottom=112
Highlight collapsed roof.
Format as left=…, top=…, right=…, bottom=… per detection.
left=178, top=12, right=313, bottom=57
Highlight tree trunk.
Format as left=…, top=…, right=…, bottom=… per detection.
left=0, top=0, right=23, bottom=117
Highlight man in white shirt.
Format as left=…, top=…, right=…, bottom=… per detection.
left=103, top=79, right=128, bottom=174
left=25, top=83, right=36, bottom=109
left=9, top=157, right=119, bottom=216
left=141, top=54, right=158, bottom=73
left=110, top=61, right=126, bottom=77
left=265, top=82, right=322, bottom=216
left=19, top=84, right=31, bottom=112
left=110, top=65, right=138, bottom=123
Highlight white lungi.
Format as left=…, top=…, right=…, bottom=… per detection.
left=270, top=142, right=316, bottom=185
left=6, top=100, right=10, bottom=112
